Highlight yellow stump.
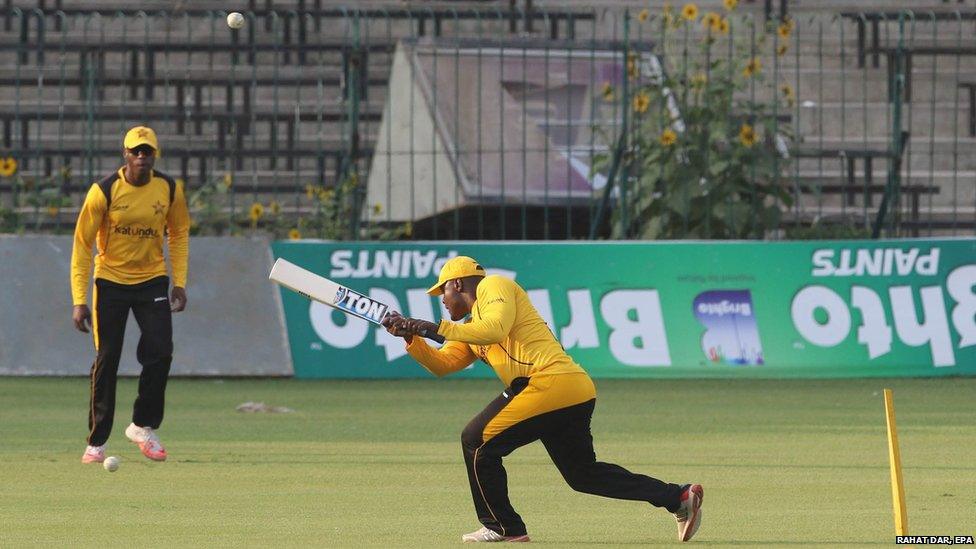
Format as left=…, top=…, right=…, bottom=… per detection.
left=883, top=388, right=908, bottom=536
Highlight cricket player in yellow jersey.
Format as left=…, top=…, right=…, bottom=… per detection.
left=384, top=256, right=704, bottom=543
left=71, top=126, right=190, bottom=464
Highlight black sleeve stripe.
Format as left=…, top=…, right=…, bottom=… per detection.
left=154, top=170, right=176, bottom=204
left=96, top=171, right=118, bottom=209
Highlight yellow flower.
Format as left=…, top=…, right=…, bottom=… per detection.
left=601, top=81, right=615, bottom=102
left=305, top=183, right=316, bottom=200
left=723, top=0, right=738, bottom=11
left=691, top=72, right=708, bottom=88
left=404, top=221, right=413, bottom=237
left=659, top=128, right=678, bottom=146
left=663, top=4, right=675, bottom=27
left=637, top=8, right=649, bottom=23
left=0, top=157, right=17, bottom=177
left=47, top=205, right=59, bottom=218
left=288, top=228, right=301, bottom=240
left=739, top=124, right=757, bottom=147
left=249, top=202, right=264, bottom=223
left=632, top=92, right=650, bottom=113
left=269, top=200, right=281, bottom=215
left=318, top=188, right=334, bottom=202
left=777, top=22, right=792, bottom=39
left=372, top=203, right=383, bottom=215
left=717, top=18, right=729, bottom=34
left=777, top=43, right=789, bottom=57
left=743, top=57, right=761, bottom=77
left=223, top=173, right=233, bottom=189
left=681, top=3, right=698, bottom=21
left=702, top=12, right=721, bottom=31
left=781, top=83, right=795, bottom=106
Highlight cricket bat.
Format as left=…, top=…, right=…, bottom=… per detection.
left=269, top=258, right=445, bottom=344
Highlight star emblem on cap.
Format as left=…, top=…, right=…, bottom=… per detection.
left=137, top=129, right=149, bottom=138
left=152, top=200, right=165, bottom=215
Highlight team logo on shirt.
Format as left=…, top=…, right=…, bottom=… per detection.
left=152, top=200, right=165, bottom=215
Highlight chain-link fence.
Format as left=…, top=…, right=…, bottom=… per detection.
left=0, top=4, right=973, bottom=239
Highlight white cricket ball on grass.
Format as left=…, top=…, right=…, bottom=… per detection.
left=103, top=456, right=120, bottom=472
left=227, top=12, right=245, bottom=29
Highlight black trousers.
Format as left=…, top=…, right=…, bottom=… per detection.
left=87, top=276, right=173, bottom=446
left=460, top=376, right=683, bottom=537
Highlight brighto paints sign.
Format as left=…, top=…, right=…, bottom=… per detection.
left=793, top=247, right=976, bottom=367
left=271, top=241, right=976, bottom=379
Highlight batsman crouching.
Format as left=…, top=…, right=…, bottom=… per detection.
left=382, top=256, right=704, bottom=543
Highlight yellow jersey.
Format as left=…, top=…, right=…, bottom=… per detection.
left=70, top=168, right=190, bottom=305
left=406, top=275, right=586, bottom=386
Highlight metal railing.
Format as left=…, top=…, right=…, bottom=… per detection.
left=0, top=4, right=973, bottom=239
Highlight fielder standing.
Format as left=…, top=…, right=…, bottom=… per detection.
left=71, top=126, right=190, bottom=463
left=383, top=256, right=703, bottom=543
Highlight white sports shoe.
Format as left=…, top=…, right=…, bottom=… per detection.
left=81, top=444, right=106, bottom=463
left=125, top=423, right=167, bottom=461
left=461, top=526, right=530, bottom=543
left=674, top=484, right=704, bottom=542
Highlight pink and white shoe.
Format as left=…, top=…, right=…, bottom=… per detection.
left=461, top=526, right=530, bottom=543
left=674, top=484, right=704, bottom=542
left=81, top=444, right=106, bottom=463
left=125, top=423, right=167, bottom=461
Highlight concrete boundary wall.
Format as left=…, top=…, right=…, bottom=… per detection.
left=0, top=235, right=292, bottom=376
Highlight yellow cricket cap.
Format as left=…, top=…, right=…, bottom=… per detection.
left=426, top=256, right=487, bottom=296
left=123, top=126, right=159, bottom=153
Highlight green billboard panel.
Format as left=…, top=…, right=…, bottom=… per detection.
left=271, top=240, right=976, bottom=379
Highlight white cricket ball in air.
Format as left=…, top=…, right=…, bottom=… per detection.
left=103, top=456, right=120, bottom=472
left=227, top=12, right=245, bottom=29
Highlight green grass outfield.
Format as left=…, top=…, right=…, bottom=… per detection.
left=1, top=377, right=974, bottom=548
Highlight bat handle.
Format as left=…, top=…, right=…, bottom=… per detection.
left=421, top=330, right=445, bottom=344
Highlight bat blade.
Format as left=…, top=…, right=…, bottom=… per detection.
left=270, top=258, right=388, bottom=325
left=269, top=258, right=445, bottom=344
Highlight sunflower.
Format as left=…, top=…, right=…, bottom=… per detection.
left=777, top=43, right=789, bottom=56
left=627, top=57, right=640, bottom=79
left=288, top=228, right=301, bottom=240
left=781, top=83, right=795, bottom=106
left=305, top=183, right=316, bottom=200
left=739, top=124, right=757, bottom=147
left=742, top=57, right=761, bottom=77
left=717, top=18, right=730, bottom=34
left=777, top=22, right=791, bottom=39
left=690, top=72, right=708, bottom=88
left=47, top=205, right=59, bottom=218
left=249, top=202, right=264, bottom=223
left=632, top=92, right=650, bottom=113
left=318, top=188, right=334, bottom=202
left=659, top=128, right=678, bottom=146
left=601, top=81, right=615, bottom=102
left=372, top=203, right=383, bottom=215
left=723, top=0, right=738, bottom=11
left=637, top=8, right=650, bottom=23
left=223, top=172, right=233, bottom=189
left=269, top=200, right=281, bottom=215
left=702, top=12, right=721, bottom=32
left=0, top=157, right=17, bottom=177
left=681, top=3, right=698, bottom=21
left=663, top=4, right=675, bottom=27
